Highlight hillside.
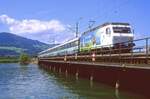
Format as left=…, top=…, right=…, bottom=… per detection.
left=0, top=32, right=55, bottom=56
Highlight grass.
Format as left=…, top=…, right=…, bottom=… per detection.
left=0, top=57, right=19, bottom=63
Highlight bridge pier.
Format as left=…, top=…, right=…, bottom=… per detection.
left=59, top=67, right=61, bottom=73
left=90, top=75, right=93, bottom=82
left=75, top=72, right=79, bottom=80
left=65, top=69, right=68, bottom=76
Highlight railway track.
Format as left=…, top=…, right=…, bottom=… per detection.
left=39, top=51, right=150, bottom=65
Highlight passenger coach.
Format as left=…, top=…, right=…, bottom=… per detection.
left=38, top=38, right=79, bottom=58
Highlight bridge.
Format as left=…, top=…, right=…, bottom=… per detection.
left=38, top=37, right=150, bottom=98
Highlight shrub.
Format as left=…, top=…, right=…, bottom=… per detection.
left=19, top=53, right=30, bottom=64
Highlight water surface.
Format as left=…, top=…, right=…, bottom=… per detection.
left=0, top=63, right=147, bottom=99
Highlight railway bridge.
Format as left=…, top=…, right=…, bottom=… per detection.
left=38, top=37, right=150, bottom=98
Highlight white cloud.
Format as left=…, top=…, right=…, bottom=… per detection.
left=0, top=14, right=76, bottom=44
left=0, top=14, right=66, bottom=34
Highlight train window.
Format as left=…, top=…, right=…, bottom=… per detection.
left=75, top=41, right=78, bottom=45
left=106, top=28, right=111, bottom=35
left=113, top=27, right=131, bottom=33
left=68, top=43, right=71, bottom=48
left=69, top=43, right=72, bottom=47
left=60, top=46, right=63, bottom=50
left=71, top=42, right=73, bottom=47
left=65, top=44, right=68, bottom=49
left=73, top=42, right=76, bottom=47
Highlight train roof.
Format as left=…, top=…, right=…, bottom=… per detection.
left=49, top=37, right=78, bottom=50
left=82, top=22, right=130, bottom=35
left=102, top=22, right=130, bottom=26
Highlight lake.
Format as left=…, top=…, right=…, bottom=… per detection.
left=0, top=63, right=147, bottom=99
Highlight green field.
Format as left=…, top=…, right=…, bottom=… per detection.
left=0, top=57, right=19, bottom=63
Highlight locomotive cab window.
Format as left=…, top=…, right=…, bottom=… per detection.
left=113, top=27, right=131, bottom=33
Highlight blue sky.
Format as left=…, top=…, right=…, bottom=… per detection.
left=0, top=0, right=150, bottom=43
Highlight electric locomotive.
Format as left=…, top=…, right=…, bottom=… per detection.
left=79, top=22, right=134, bottom=54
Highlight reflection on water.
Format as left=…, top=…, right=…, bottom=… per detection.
left=43, top=69, right=147, bottom=99
left=0, top=63, right=148, bottom=99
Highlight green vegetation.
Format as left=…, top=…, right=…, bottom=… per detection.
left=0, top=46, right=25, bottom=53
left=0, top=57, right=19, bottom=63
left=19, top=53, right=31, bottom=64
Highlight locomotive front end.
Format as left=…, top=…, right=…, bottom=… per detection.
left=111, top=23, right=135, bottom=52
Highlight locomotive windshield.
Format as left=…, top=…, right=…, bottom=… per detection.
left=113, top=27, right=131, bottom=33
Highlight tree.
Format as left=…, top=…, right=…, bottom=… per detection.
left=19, top=53, right=30, bottom=64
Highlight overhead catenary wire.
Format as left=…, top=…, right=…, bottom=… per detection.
left=65, top=0, right=131, bottom=40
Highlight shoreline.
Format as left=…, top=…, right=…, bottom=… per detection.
left=0, top=57, right=38, bottom=64
left=0, top=57, right=19, bottom=63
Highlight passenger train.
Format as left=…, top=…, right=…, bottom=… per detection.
left=38, top=22, right=134, bottom=58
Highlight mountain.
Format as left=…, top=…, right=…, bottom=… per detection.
left=0, top=32, right=55, bottom=56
